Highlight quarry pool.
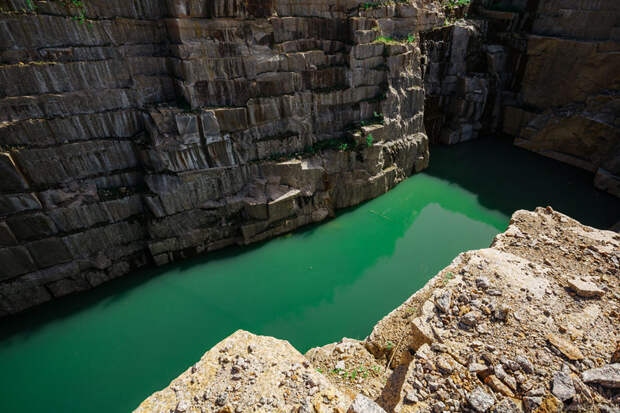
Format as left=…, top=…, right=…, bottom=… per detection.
left=1, top=139, right=618, bottom=413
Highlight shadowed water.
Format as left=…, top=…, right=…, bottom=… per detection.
left=0, top=138, right=617, bottom=413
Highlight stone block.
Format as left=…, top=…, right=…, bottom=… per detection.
left=522, top=36, right=620, bottom=109
left=13, top=140, right=137, bottom=186
left=213, top=107, right=248, bottom=132
left=26, top=237, right=72, bottom=268
left=47, top=276, right=91, bottom=298
left=0, top=193, right=42, bottom=216
left=0, top=152, right=29, bottom=192
left=0, top=246, right=37, bottom=281
left=7, top=213, right=58, bottom=241
left=0, top=276, right=52, bottom=314
left=0, top=222, right=17, bottom=246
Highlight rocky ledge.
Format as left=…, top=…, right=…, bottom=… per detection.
left=136, top=207, right=620, bottom=413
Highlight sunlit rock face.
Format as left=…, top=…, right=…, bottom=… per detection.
left=418, top=0, right=620, bottom=196
left=137, top=207, right=620, bottom=413
left=0, top=0, right=442, bottom=315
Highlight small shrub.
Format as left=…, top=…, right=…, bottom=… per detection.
left=373, top=111, right=384, bottom=123
left=338, top=143, right=349, bottom=151
left=366, top=134, right=374, bottom=147
left=442, top=271, right=455, bottom=285
left=27, top=0, right=89, bottom=25
left=375, top=34, right=416, bottom=45
left=444, top=0, right=470, bottom=9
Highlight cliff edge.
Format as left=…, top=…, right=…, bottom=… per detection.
left=136, top=207, right=620, bottom=412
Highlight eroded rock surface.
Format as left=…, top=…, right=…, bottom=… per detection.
left=418, top=0, right=620, bottom=197
left=135, top=330, right=351, bottom=413
left=0, top=0, right=443, bottom=315
left=137, top=208, right=620, bottom=412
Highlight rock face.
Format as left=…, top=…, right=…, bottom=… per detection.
left=0, top=0, right=442, bottom=315
left=136, top=208, right=620, bottom=412
left=419, top=0, right=620, bottom=197
left=0, top=0, right=617, bottom=315
left=497, top=1, right=620, bottom=196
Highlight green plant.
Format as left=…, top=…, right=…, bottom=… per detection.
left=27, top=0, right=89, bottom=24
left=338, top=143, right=349, bottom=151
left=386, top=341, right=394, bottom=351
left=442, top=271, right=455, bottom=285
left=375, top=33, right=416, bottom=45
left=444, top=0, right=470, bottom=9
left=374, top=35, right=400, bottom=45
left=366, top=134, right=374, bottom=147
left=68, top=0, right=87, bottom=24
left=316, top=368, right=323, bottom=373
left=443, top=16, right=458, bottom=26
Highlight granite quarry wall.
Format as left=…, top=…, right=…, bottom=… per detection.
left=0, top=0, right=618, bottom=316
left=420, top=0, right=620, bottom=195
left=0, top=0, right=441, bottom=315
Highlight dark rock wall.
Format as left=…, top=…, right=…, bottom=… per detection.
left=420, top=0, right=620, bottom=196
left=0, top=0, right=443, bottom=315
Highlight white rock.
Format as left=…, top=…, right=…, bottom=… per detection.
left=347, top=394, right=386, bottom=413
left=467, top=386, right=495, bottom=412
left=567, top=278, right=604, bottom=298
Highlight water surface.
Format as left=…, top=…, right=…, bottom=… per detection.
left=1, top=138, right=618, bottom=413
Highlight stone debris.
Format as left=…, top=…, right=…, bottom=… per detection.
left=467, top=386, right=496, bottom=412
left=137, top=208, right=620, bottom=413
left=612, top=342, right=620, bottom=364
left=134, top=330, right=349, bottom=413
left=434, top=289, right=452, bottom=314
left=546, top=334, right=585, bottom=361
left=552, top=368, right=575, bottom=401
left=347, top=394, right=386, bottom=413
left=490, top=398, right=521, bottom=413
left=581, top=364, right=620, bottom=389
left=567, top=278, right=605, bottom=298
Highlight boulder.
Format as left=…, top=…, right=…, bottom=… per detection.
left=135, top=330, right=350, bottom=412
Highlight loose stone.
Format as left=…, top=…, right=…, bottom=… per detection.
left=581, top=364, right=620, bottom=388
left=567, top=278, right=604, bottom=298
left=552, top=369, right=575, bottom=401
left=467, top=386, right=495, bottom=412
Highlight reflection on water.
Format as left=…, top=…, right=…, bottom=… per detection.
left=0, top=138, right=618, bottom=413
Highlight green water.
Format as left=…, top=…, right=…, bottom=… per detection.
left=1, top=139, right=618, bottom=413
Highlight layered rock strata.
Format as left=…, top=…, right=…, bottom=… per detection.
left=419, top=0, right=620, bottom=196
left=0, top=0, right=447, bottom=315
left=138, top=208, right=620, bottom=412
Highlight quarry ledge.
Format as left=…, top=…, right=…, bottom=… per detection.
left=136, top=207, right=620, bottom=413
